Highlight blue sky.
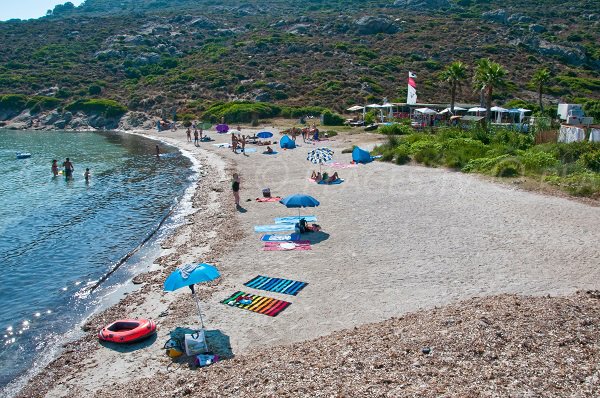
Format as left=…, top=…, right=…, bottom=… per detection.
left=0, top=1, right=85, bottom=21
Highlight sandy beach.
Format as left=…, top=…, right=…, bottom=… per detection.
left=16, top=125, right=600, bottom=397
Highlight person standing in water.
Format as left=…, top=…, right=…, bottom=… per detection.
left=51, top=159, right=59, bottom=177
left=84, top=168, right=91, bottom=183
left=156, top=145, right=160, bottom=158
left=232, top=173, right=241, bottom=208
left=63, top=158, right=74, bottom=179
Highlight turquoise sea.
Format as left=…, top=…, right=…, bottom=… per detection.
left=0, top=130, right=196, bottom=393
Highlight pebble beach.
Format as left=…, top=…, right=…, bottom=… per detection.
left=15, top=125, right=600, bottom=397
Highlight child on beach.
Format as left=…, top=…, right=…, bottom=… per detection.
left=186, top=128, right=192, bottom=143
left=232, top=173, right=241, bottom=208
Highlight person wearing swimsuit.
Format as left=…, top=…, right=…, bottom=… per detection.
left=232, top=173, right=240, bottom=208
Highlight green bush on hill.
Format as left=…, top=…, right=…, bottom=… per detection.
left=374, top=126, right=600, bottom=196
left=0, top=94, right=28, bottom=110
left=202, top=101, right=281, bottom=123
left=65, top=99, right=128, bottom=118
left=321, top=110, right=345, bottom=126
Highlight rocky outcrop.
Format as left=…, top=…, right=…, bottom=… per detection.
left=392, top=0, right=450, bottom=9
left=1, top=109, right=132, bottom=131
left=521, top=38, right=587, bottom=66
left=482, top=9, right=508, bottom=24
left=354, top=16, right=399, bottom=35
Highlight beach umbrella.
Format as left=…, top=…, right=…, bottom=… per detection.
left=164, top=263, right=220, bottom=329
left=307, top=147, right=334, bottom=171
left=257, top=131, right=273, bottom=139
left=216, top=124, right=229, bottom=133
left=346, top=105, right=364, bottom=112
left=280, top=194, right=320, bottom=216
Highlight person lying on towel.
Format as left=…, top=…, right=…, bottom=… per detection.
left=319, top=172, right=340, bottom=184
left=297, top=218, right=321, bottom=233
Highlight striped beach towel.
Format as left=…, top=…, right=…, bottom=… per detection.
left=263, top=241, right=311, bottom=251
left=221, top=291, right=291, bottom=317
left=244, top=275, right=308, bottom=296
left=256, top=197, right=282, bottom=202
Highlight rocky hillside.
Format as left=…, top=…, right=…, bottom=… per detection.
left=0, top=0, right=598, bottom=120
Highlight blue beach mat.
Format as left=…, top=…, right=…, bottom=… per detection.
left=274, top=216, right=317, bottom=224
left=254, top=225, right=296, bottom=233
left=244, top=275, right=308, bottom=296
left=261, top=233, right=301, bottom=242
left=318, top=179, right=344, bottom=185
left=262, top=151, right=279, bottom=155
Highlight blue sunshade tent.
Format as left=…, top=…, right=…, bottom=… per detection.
left=164, top=263, right=220, bottom=328
left=352, top=146, right=373, bottom=164
left=280, top=194, right=319, bottom=216
left=257, top=131, right=273, bottom=139
left=280, top=135, right=296, bottom=149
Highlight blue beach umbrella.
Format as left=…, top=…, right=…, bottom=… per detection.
left=164, top=263, right=220, bottom=328
left=257, top=131, right=273, bottom=139
left=307, top=147, right=334, bottom=171
left=280, top=194, right=320, bottom=216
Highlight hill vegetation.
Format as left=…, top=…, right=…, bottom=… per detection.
left=0, top=0, right=598, bottom=119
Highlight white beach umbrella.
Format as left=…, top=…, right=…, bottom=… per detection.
left=490, top=106, right=508, bottom=112
left=468, top=107, right=487, bottom=113
left=415, top=108, right=438, bottom=115
left=346, top=105, right=364, bottom=112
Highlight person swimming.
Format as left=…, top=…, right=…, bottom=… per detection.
left=51, top=159, right=59, bottom=177
left=63, top=158, right=74, bottom=179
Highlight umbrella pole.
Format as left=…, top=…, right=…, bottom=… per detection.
left=190, top=285, right=205, bottom=329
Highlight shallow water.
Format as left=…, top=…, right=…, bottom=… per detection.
left=0, top=130, right=194, bottom=391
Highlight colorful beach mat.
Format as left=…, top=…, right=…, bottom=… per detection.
left=326, top=162, right=358, bottom=169
left=274, top=216, right=317, bottom=224
left=256, top=197, right=282, bottom=202
left=263, top=241, right=311, bottom=251
left=254, top=225, right=295, bottom=233
left=221, top=291, right=291, bottom=317
left=261, top=233, right=301, bottom=242
left=244, top=275, right=308, bottom=296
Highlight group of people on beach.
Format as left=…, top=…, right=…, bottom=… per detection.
left=186, top=122, right=205, bottom=146
left=311, top=170, right=340, bottom=184
left=231, top=127, right=247, bottom=154
left=51, top=158, right=90, bottom=182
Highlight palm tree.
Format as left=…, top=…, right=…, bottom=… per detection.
left=531, top=68, right=551, bottom=114
left=473, top=58, right=508, bottom=123
left=439, top=61, right=468, bottom=114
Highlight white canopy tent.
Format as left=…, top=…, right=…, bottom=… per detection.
left=414, top=108, right=438, bottom=115
left=346, top=105, right=365, bottom=112
left=439, top=106, right=467, bottom=115
left=491, top=106, right=508, bottom=123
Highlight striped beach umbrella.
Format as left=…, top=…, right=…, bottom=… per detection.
left=307, top=147, right=334, bottom=171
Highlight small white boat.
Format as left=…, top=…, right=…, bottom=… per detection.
left=16, top=152, right=32, bottom=159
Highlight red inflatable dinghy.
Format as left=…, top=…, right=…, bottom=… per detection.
left=98, top=318, right=156, bottom=343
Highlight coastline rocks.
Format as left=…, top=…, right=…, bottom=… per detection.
left=392, top=0, right=450, bottom=9
left=354, top=16, right=399, bottom=35
left=482, top=9, right=508, bottom=24
left=119, top=112, right=152, bottom=130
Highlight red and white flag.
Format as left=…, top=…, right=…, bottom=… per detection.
left=407, top=72, right=417, bottom=104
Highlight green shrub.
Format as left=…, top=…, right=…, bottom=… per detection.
left=379, top=123, right=412, bottom=135
left=321, top=110, right=345, bottom=126
left=545, top=172, right=600, bottom=196
left=26, top=96, right=61, bottom=113
left=493, top=158, right=522, bottom=177
left=65, top=99, right=128, bottom=118
left=411, top=141, right=442, bottom=166
left=579, top=150, right=600, bottom=172
left=394, top=146, right=411, bottom=165
left=88, top=85, right=102, bottom=95
left=280, top=106, right=325, bottom=118
left=442, top=138, right=488, bottom=169
left=380, top=149, right=395, bottom=162
left=462, top=155, right=511, bottom=173
left=518, top=150, right=559, bottom=172
left=0, top=94, right=28, bottom=110
left=202, top=101, right=281, bottom=123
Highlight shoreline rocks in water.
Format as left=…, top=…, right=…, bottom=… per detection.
left=0, top=110, right=154, bottom=131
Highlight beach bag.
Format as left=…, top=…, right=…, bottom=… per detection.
left=184, top=330, right=207, bottom=355
left=262, top=188, right=271, bottom=198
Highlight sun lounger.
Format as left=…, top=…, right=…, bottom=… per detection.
left=254, top=225, right=296, bottom=233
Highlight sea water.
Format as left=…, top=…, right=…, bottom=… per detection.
left=0, top=130, right=195, bottom=393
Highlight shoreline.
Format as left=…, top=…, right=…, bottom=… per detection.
left=12, top=128, right=241, bottom=398
left=11, top=125, right=600, bottom=397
